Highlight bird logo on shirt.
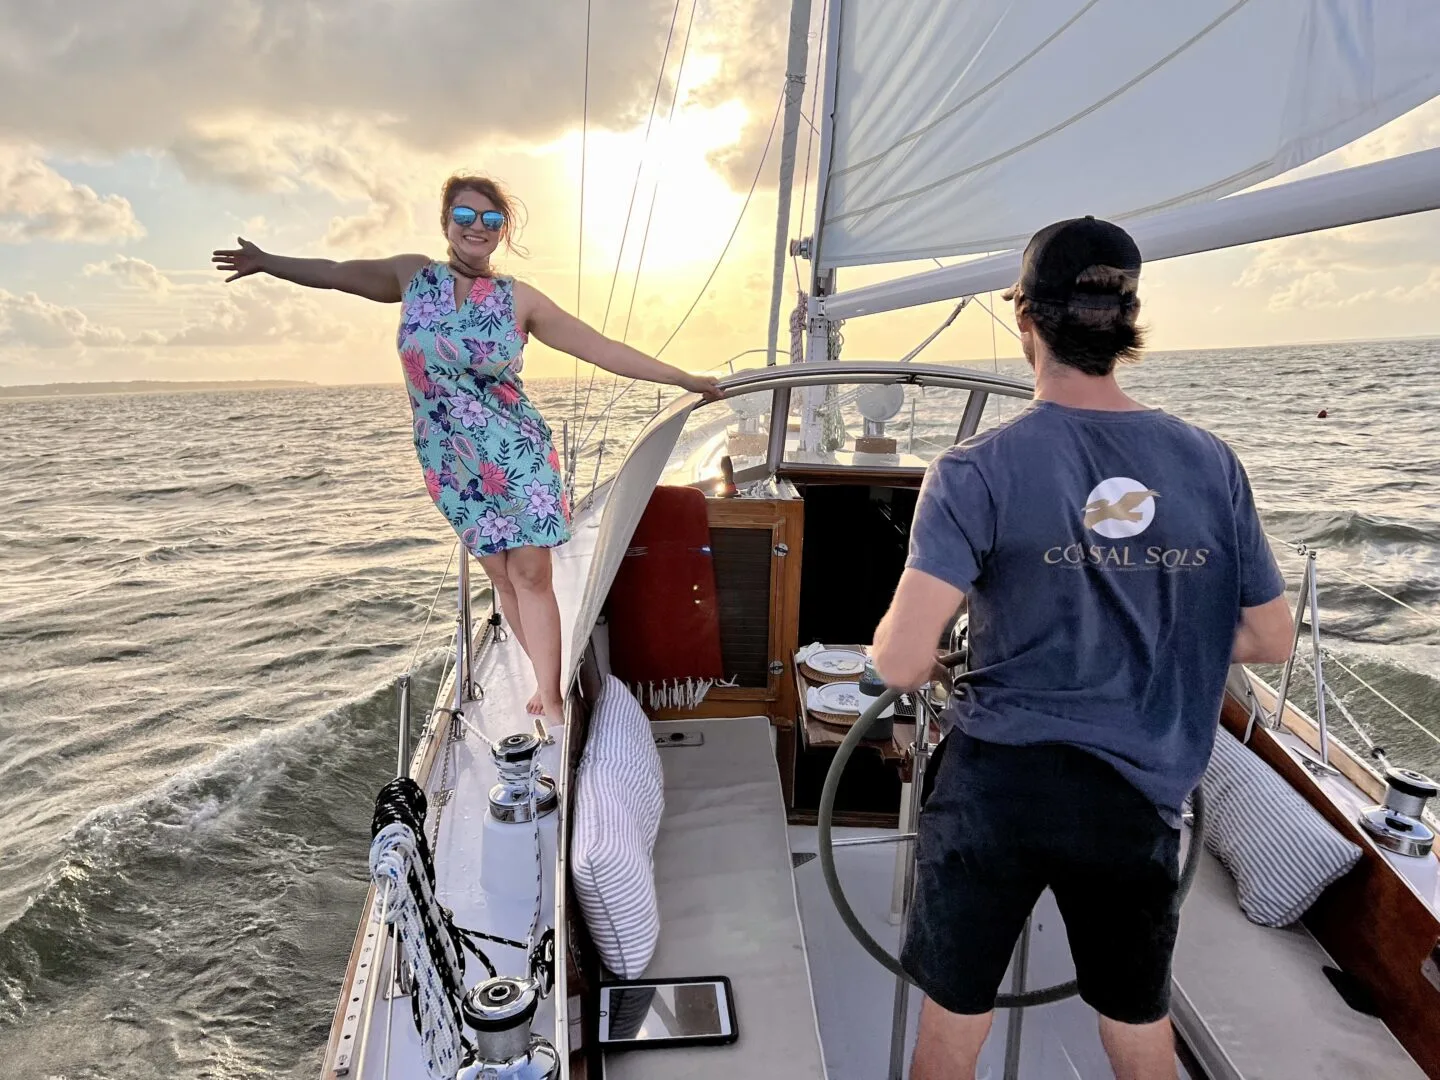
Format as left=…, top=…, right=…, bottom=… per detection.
left=1082, top=478, right=1159, bottom=538
left=1084, top=489, right=1160, bottom=529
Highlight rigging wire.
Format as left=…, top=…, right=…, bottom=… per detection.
left=1329, top=565, right=1440, bottom=631
left=574, top=0, right=687, bottom=442
left=620, top=0, right=699, bottom=346
left=1319, top=674, right=1378, bottom=751
left=1264, top=532, right=1440, bottom=632
left=571, top=0, right=594, bottom=435
left=653, top=85, right=786, bottom=359
left=932, top=257, right=1023, bottom=343
left=971, top=292, right=1023, bottom=341
left=580, top=0, right=697, bottom=475
left=407, top=539, right=459, bottom=675
left=989, top=288, right=1001, bottom=421
left=1258, top=532, right=1440, bottom=748
left=1322, top=649, right=1440, bottom=747
left=572, top=83, right=788, bottom=479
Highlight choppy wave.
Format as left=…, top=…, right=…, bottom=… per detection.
left=0, top=350, right=1438, bottom=1076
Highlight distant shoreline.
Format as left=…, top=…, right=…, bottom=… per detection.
left=0, top=379, right=317, bottom=399
left=2, top=333, right=1434, bottom=400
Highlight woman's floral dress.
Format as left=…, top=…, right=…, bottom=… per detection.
left=398, top=265, right=570, bottom=556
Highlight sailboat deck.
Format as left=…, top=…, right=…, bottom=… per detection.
left=788, top=825, right=1195, bottom=1080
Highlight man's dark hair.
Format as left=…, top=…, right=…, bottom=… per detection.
left=1018, top=265, right=1145, bottom=377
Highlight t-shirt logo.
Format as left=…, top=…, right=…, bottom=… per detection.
left=1083, top=477, right=1160, bottom=538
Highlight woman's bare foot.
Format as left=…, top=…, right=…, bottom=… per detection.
left=525, top=688, right=544, bottom=715
left=542, top=695, right=566, bottom=730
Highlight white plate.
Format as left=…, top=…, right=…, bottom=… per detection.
left=806, top=649, right=866, bottom=676
left=814, top=681, right=864, bottom=714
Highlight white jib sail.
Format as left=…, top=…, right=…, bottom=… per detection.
left=815, top=0, right=1440, bottom=270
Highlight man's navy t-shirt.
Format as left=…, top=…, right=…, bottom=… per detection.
left=907, top=401, right=1286, bottom=823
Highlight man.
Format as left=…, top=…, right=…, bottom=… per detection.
left=871, top=217, right=1295, bottom=1080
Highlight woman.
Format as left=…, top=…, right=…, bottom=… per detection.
left=213, top=175, right=722, bottom=728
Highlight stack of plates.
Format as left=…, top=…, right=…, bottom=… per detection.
left=800, top=647, right=866, bottom=683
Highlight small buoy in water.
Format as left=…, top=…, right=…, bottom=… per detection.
left=1317, top=408, right=1328, bottom=418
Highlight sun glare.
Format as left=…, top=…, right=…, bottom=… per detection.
left=547, top=98, right=752, bottom=276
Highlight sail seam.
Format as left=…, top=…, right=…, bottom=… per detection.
left=826, top=0, right=1253, bottom=226
left=829, top=0, right=1105, bottom=183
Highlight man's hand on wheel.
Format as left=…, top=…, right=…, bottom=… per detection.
left=930, top=650, right=956, bottom=693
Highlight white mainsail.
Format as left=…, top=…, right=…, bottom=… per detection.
left=814, top=0, right=1440, bottom=271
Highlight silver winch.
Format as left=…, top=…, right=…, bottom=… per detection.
left=456, top=976, right=560, bottom=1080
left=488, top=733, right=558, bottom=824
left=1359, top=766, right=1438, bottom=858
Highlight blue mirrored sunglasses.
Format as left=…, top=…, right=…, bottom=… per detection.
left=451, top=206, right=504, bottom=231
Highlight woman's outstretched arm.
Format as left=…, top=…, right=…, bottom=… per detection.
left=211, top=238, right=429, bottom=304
left=516, top=281, right=722, bottom=400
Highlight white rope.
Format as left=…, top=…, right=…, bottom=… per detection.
left=369, top=824, right=466, bottom=1080
left=457, top=709, right=501, bottom=752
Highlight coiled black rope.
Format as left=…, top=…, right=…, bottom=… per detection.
left=370, top=777, right=494, bottom=1046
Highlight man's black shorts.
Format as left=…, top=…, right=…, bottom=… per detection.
left=901, top=732, right=1181, bottom=1025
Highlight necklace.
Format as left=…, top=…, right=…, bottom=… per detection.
left=447, top=253, right=491, bottom=282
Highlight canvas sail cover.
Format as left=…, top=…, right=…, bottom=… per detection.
left=815, top=0, right=1440, bottom=270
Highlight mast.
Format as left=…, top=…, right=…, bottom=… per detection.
left=764, top=0, right=814, bottom=367
left=798, top=0, right=844, bottom=451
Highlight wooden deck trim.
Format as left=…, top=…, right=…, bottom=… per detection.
left=1219, top=689, right=1440, bottom=1077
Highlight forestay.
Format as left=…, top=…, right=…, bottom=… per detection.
left=815, top=0, right=1440, bottom=270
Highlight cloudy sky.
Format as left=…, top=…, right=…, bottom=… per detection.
left=2, top=0, right=1439, bottom=388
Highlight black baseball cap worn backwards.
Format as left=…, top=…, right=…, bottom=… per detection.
left=1001, top=216, right=1142, bottom=307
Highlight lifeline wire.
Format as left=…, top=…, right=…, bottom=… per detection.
left=407, top=540, right=459, bottom=675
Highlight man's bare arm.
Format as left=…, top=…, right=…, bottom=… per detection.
left=1232, top=594, right=1294, bottom=665
left=872, top=568, right=966, bottom=690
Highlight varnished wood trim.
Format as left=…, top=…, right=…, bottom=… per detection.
left=779, top=463, right=926, bottom=487
left=1243, top=677, right=1387, bottom=802
left=1219, top=693, right=1440, bottom=1077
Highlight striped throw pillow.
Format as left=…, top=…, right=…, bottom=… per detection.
left=571, top=675, right=665, bottom=978
left=1200, top=726, right=1362, bottom=927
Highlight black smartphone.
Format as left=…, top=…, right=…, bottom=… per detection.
left=597, top=975, right=737, bottom=1050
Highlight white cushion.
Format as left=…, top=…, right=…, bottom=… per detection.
left=571, top=675, right=665, bottom=977
left=1200, top=726, right=1362, bottom=927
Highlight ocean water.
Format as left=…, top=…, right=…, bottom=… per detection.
left=1, top=341, right=1438, bottom=1078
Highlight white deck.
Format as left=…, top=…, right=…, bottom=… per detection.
left=339, top=491, right=611, bottom=1080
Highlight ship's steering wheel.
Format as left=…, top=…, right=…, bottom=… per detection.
left=816, top=649, right=1207, bottom=1009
